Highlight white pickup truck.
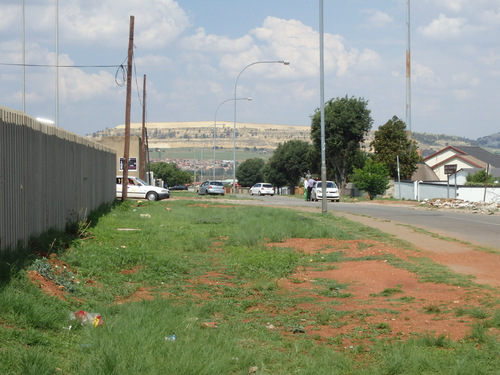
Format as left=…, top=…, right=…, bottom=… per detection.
left=116, top=176, right=170, bottom=201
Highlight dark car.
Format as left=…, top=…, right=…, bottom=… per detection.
left=169, top=184, right=188, bottom=191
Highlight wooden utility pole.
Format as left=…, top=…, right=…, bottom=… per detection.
left=140, top=74, right=147, bottom=181
left=121, top=15, right=134, bottom=201
left=484, top=163, right=490, bottom=202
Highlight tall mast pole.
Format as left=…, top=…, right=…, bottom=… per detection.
left=141, top=74, right=147, bottom=181
left=406, top=0, right=412, bottom=138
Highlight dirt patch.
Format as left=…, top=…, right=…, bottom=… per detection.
left=267, top=238, right=497, bottom=344
left=187, top=204, right=234, bottom=208
left=28, top=270, right=69, bottom=300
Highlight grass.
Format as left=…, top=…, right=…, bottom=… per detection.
left=0, top=199, right=499, bottom=374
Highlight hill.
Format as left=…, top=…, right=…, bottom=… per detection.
left=88, top=121, right=499, bottom=158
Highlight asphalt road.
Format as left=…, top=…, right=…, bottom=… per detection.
left=239, top=194, right=500, bottom=250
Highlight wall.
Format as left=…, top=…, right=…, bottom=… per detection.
left=0, top=106, right=116, bottom=251
left=395, top=181, right=500, bottom=203
left=91, top=135, right=142, bottom=178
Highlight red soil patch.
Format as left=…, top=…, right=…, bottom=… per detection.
left=28, top=270, right=69, bottom=300
left=187, top=204, right=234, bottom=208
left=267, top=237, right=499, bottom=344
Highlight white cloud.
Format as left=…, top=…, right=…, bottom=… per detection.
left=365, top=10, right=394, bottom=28
left=0, top=5, right=18, bottom=32
left=250, top=16, right=365, bottom=78
left=181, top=28, right=254, bottom=52
left=418, top=13, right=468, bottom=40
left=59, top=0, right=190, bottom=49
left=412, top=62, right=439, bottom=86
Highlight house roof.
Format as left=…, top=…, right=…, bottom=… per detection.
left=423, top=146, right=500, bottom=168
left=411, top=162, right=439, bottom=182
left=429, top=154, right=485, bottom=170
left=456, top=146, right=500, bottom=167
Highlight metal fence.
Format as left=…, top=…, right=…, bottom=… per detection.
left=0, top=106, right=116, bottom=252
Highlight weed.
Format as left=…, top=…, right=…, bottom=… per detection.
left=455, top=307, right=489, bottom=319
left=424, top=304, right=441, bottom=314
left=370, top=287, right=403, bottom=297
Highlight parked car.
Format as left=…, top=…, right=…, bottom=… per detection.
left=249, top=183, right=275, bottom=196
left=311, top=181, right=340, bottom=202
left=197, top=180, right=225, bottom=195
left=169, top=184, right=188, bottom=191
left=116, top=176, right=170, bottom=201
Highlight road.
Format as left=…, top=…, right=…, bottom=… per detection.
left=237, top=195, right=500, bottom=250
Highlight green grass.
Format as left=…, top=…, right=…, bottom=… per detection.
left=0, top=199, right=499, bottom=374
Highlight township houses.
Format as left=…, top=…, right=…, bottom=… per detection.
left=418, top=146, right=500, bottom=184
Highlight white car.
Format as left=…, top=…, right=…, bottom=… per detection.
left=311, top=181, right=340, bottom=202
left=249, top=183, right=275, bottom=196
left=116, top=176, right=170, bottom=201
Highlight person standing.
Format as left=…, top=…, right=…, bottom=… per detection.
left=307, top=176, right=315, bottom=201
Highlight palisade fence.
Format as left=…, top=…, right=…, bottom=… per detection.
left=0, top=106, right=116, bottom=252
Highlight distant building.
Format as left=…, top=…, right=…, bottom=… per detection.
left=92, top=136, right=144, bottom=179
left=422, top=146, right=500, bottom=181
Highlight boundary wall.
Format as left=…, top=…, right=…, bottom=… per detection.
left=395, top=181, right=500, bottom=203
left=1, top=106, right=116, bottom=251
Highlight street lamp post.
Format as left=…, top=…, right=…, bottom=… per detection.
left=232, top=60, right=290, bottom=193
left=214, top=97, right=252, bottom=180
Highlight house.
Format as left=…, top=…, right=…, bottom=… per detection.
left=422, top=146, right=500, bottom=181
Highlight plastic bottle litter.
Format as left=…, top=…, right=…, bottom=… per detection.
left=70, top=310, right=103, bottom=327
left=165, top=334, right=176, bottom=342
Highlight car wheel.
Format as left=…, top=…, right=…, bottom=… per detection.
left=146, top=191, right=158, bottom=201
left=270, top=194, right=274, bottom=196
left=258, top=191, right=262, bottom=196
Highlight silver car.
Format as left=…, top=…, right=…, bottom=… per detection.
left=197, top=180, right=225, bottom=195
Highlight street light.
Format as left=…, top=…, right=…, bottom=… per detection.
left=214, top=97, right=252, bottom=180
left=232, top=60, right=290, bottom=192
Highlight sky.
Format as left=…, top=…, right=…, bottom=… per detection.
left=1, top=0, right=499, bottom=140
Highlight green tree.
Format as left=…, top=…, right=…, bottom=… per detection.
left=350, top=158, right=391, bottom=200
left=371, top=116, right=420, bottom=180
left=148, top=162, right=192, bottom=186
left=266, top=140, right=311, bottom=193
left=310, top=96, right=373, bottom=190
left=465, top=169, right=496, bottom=186
left=236, top=158, right=265, bottom=187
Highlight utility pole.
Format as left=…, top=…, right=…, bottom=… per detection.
left=140, top=74, right=147, bottom=181
left=121, top=15, right=134, bottom=201
left=319, top=0, right=327, bottom=213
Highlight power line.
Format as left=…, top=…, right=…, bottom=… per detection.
left=0, top=62, right=121, bottom=68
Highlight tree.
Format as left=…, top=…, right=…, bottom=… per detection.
left=350, top=158, right=391, bottom=200
left=236, top=158, right=265, bottom=187
left=371, top=116, right=420, bottom=180
left=310, top=96, right=373, bottom=190
left=465, top=169, right=497, bottom=186
left=148, top=162, right=192, bottom=186
left=266, top=140, right=311, bottom=193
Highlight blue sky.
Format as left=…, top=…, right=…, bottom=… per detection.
left=1, top=0, right=499, bottom=139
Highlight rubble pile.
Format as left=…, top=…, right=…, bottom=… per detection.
left=421, top=198, right=499, bottom=214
